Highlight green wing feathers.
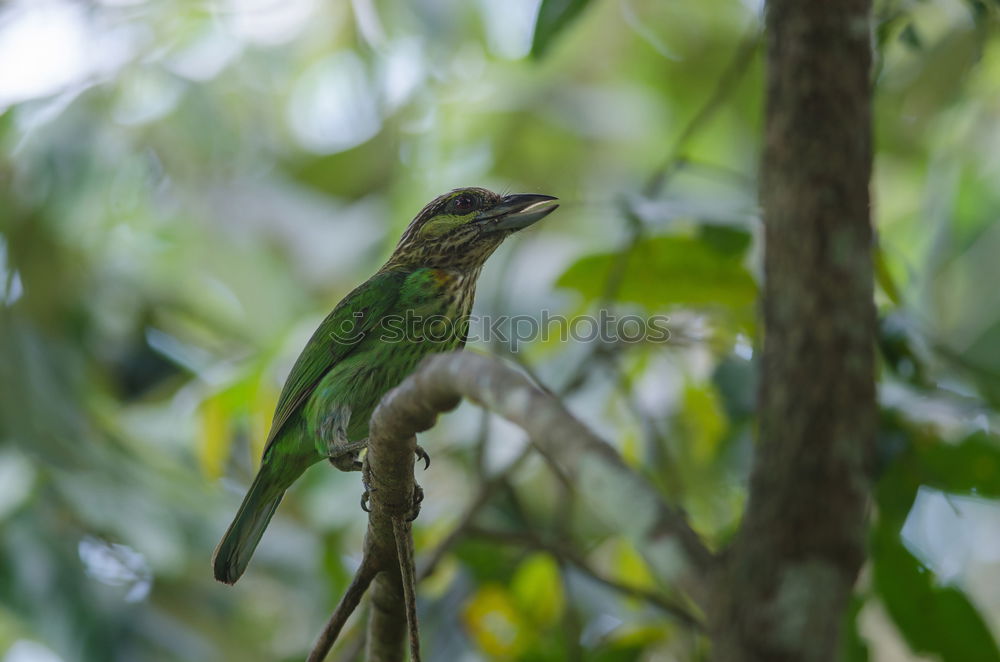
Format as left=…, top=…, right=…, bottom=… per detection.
left=261, top=270, right=406, bottom=454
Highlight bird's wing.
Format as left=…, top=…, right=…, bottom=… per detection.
left=262, top=269, right=406, bottom=455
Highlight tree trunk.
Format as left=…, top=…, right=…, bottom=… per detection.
left=709, top=1, right=876, bottom=660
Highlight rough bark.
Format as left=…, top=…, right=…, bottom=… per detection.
left=709, top=1, right=876, bottom=661
left=307, top=378, right=423, bottom=662
left=361, top=415, right=417, bottom=662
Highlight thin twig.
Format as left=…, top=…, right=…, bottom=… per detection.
left=307, top=557, right=378, bottom=662
left=466, top=525, right=703, bottom=630
left=374, top=352, right=714, bottom=605
left=644, top=29, right=762, bottom=198
left=417, top=445, right=533, bottom=580
left=392, top=518, right=421, bottom=662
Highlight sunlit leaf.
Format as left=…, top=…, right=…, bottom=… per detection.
left=620, top=428, right=642, bottom=468
left=250, top=378, right=279, bottom=462
left=556, top=232, right=756, bottom=310
left=198, top=395, right=230, bottom=479
left=611, top=539, right=656, bottom=593
left=462, top=584, right=530, bottom=658
left=605, top=623, right=671, bottom=649
left=681, top=382, right=728, bottom=463
left=511, top=553, right=564, bottom=627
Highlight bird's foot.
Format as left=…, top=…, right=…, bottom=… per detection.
left=321, top=406, right=367, bottom=471
left=327, top=436, right=368, bottom=472
left=415, top=444, right=431, bottom=471
left=357, top=447, right=425, bottom=515
left=329, top=450, right=363, bottom=472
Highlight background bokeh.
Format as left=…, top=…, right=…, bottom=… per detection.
left=2, top=0, right=1000, bottom=660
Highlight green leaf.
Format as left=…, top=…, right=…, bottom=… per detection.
left=531, top=0, right=594, bottom=59
left=462, top=584, right=530, bottom=657
left=917, top=432, right=1000, bottom=499
left=680, top=382, right=728, bottom=463
left=697, top=225, right=752, bottom=256
left=872, top=526, right=1000, bottom=662
left=875, top=11, right=907, bottom=51
left=872, top=435, right=1000, bottom=662
left=510, top=553, right=564, bottom=627
left=899, top=23, right=923, bottom=51
left=556, top=232, right=756, bottom=309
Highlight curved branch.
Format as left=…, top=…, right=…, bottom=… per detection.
left=307, top=557, right=377, bottom=662
left=309, top=380, right=425, bottom=661
left=360, top=405, right=422, bottom=662
left=310, top=350, right=714, bottom=660
left=392, top=518, right=421, bottom=662
left=371, top=351, right=714, bottom=606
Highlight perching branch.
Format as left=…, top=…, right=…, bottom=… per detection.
left=307, top=386, right=425, bottom=662
left=309, top=350, right=715, bottom=659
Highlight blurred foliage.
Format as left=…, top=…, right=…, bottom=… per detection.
left=1, top=0, right=1000, bottom=661
left=531, top=0, right=594, bottom=58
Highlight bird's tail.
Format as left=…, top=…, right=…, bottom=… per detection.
left=212, top=468, right=285, bottom=585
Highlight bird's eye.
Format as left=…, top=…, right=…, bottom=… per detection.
left=453, top=194, right=475, bottom=212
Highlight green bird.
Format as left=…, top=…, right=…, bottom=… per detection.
left=213, top=187, right=558, bottom=584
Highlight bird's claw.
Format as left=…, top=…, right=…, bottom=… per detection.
left=358, top=450, right=425, bottom=517
left=360, top=456, right=375, bottom=513
left=406, top=484, right=424, bottom=522
left=415, top=445, right=430, bottom=471
left=361, top=488, right=374, bottom=513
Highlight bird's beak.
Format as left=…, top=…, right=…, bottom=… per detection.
left=478, top=193, right=559, bottom=232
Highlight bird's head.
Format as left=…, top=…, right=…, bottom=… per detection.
left=385, top=187, right=558, bottom=271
